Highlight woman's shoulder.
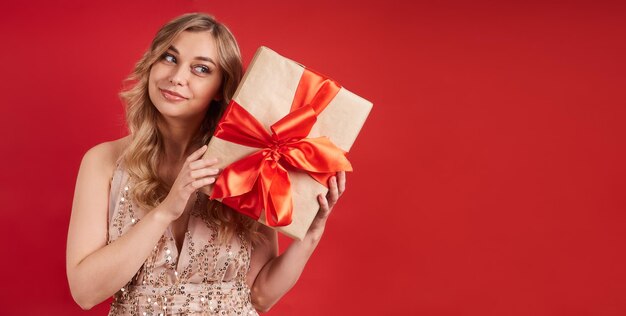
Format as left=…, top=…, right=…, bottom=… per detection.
left=84, top=135, right=130, bottom=161
left=81, top=135, right=131, bottom=177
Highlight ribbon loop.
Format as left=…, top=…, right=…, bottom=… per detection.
left=271, top=104, right=317, bottom=141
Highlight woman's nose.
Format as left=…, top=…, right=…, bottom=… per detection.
left=168, top=66, right=189, bottom=86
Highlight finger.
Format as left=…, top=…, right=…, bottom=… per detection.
left=317, top=194, right=330, bottom=218
left=190, top=177, right=216, bottom=190
left=327, top=176, right=339, bottom=206
left=190, top=168, right=220, bottom=179
left=337, top=171, right=346, bottom=195
left=185, top=145, right=208, bottom=163
left=189, top=157, right=219, bottom=170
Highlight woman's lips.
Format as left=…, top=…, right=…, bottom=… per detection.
left=160, top=88, right=188, bottom=102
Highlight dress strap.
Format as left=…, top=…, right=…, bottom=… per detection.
left=114, top=153, right=125, bottom=169
left=109, top=154, right=128, bottom=226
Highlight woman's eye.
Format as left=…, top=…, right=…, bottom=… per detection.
left=193, top=65, right=212, bottom=74
left=163, top=53, right=176, bottom=63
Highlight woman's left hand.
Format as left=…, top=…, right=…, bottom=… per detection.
left=306, top=171, right=346, bottom=239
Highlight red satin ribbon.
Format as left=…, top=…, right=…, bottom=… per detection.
left=210, top=68, right=352, bottom=226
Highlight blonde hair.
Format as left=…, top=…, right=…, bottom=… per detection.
left=119, top=13, right=261, bottom=245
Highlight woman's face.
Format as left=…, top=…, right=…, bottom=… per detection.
left=148, top=31, right=222, bottom=121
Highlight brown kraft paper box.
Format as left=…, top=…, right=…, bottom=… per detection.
left=202, top=46, right=373, bottom=240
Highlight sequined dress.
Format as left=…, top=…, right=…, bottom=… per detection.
left=106, top=157, right=259, bottom=315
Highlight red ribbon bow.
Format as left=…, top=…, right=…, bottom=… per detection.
left=210, top=68, right=353, bottom=226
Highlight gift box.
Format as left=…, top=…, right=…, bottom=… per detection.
left=203, top=46, right=372, bottom=240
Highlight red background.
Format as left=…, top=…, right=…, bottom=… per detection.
left=1, top=0, right=625, bottom=315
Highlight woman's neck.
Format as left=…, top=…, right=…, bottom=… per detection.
left=157, top=116, right=204, bottom=163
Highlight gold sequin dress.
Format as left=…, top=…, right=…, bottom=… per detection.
left=106, top=157, right=259, bottom=316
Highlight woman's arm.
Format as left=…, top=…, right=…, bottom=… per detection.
left=66, top=143, right=174, bottom=309
left=66, top=143, right=218, bottom=310
left=246, top=172, right=346, bottom=312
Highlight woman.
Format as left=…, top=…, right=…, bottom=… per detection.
left=66, top=13, right=346, bottom=315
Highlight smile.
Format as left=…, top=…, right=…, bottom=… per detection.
left=159, top=88, right=188, bottom=102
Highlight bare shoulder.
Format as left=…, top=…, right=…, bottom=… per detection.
left=81, top=136, right=131, bottom=178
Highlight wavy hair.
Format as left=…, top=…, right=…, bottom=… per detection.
left=119, top=13, right=262, bottom=245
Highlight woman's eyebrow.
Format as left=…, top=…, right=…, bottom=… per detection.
left=168, top=45, right=217, bottom=66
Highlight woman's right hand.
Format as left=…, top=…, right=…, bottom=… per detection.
left=157, top=145, right=220, bottom=223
